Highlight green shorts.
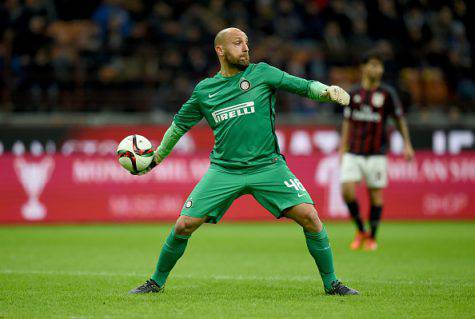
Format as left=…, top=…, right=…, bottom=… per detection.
left=180, top=158, right=314, bottom=223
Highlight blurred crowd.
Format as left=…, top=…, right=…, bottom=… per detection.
left=0, top=0, right=473, bottom=115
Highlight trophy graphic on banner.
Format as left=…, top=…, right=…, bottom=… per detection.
left=14, top=157, right=55, bottom=221
left=315, top=155, right=348, bottom=217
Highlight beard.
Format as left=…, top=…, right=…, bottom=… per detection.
left=224, top=51, right=250, bottom=70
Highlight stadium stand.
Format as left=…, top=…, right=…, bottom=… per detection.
left=0, top=0, right=473, bottom=115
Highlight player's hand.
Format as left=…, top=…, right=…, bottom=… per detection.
left=130, top=152, right=163, bottom=176
left=322, top=86, right=350, bottom=106
left=130, top=161, right=156, bottom=176
left=403, top=144, right=415, bottom=161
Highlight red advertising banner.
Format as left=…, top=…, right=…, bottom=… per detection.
left=0, top=152, right=474, bottom=223
left=4, top=125, right=473, bottom=160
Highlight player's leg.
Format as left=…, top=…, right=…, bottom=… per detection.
left=340, top=153, right=367, bottom=249
left=130, top=166, right=245, bottom=294
left=129, top=215, right=207, bottom=294
left=149, top=215, right=207, bottom=288
left=365, top=188, right=383, bottom=251
left=283, top=203, right=358, bottom=295
left=282, top=204, right=333, bottom=288
left=249, top=159, right=358, bottom=295
left=362, top=155, right=388, bottom=251
left=341, top=182, right=365, bottom=232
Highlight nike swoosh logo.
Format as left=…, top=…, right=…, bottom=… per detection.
left=209, top=92, right=220, bottom=98
left=298, top=193, right=306, bottom=197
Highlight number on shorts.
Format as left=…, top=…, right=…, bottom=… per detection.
left=284, top=178, right=306, bottom=191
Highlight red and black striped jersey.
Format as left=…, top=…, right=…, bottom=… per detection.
left=344, top=83, right=404, bottom=155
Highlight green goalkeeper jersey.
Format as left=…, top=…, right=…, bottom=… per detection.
left=173, top=62, right=312, bottom=169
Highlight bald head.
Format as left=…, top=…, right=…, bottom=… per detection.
left=214, top=27, right=247, bottom=47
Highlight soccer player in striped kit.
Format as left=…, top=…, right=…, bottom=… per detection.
left=339, top=53, right=414, bottom=251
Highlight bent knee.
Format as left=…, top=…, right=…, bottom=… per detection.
left=174, top=216, right=203, bottom=235
left=174, top=217, right=194, bottom=235
left=301, top=208, right=322, bottom=232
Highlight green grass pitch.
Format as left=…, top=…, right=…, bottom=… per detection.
left=0, top=222, right=474, bottom=318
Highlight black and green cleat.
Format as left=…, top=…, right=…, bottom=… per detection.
left=129, top=279, right=164, bottom=294
left=326, top=281, right=359, bottom=295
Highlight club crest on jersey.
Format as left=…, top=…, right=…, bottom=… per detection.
left=372, top=92, right=385, bottom=108
left=212, top=101, right=255, bottom=124
left=353, top=94, right=361, bottom=104
left=185, top=199, right=193, bottom=209
left=239, top=79, right=251, bottom=91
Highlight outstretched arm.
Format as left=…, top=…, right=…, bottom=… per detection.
left=259, top=63, right=349, bottom=105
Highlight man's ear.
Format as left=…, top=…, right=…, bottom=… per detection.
left=215, top=45, right=224, bottom=57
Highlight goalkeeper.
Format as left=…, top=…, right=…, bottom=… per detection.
left=129, top=28, right=358, bottom=296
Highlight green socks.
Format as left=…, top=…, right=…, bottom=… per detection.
left=304, top=225, right=338, bottom=291
left=151, top=226, right=336, bottom=290
left=151, top=228, right=190, bottom=287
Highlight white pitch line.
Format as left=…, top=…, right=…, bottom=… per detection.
left=0, top=269, right=472, bottom=287
left=0, top=269, right=143, bottom=277
left=0, top=269, right=315, bottom=281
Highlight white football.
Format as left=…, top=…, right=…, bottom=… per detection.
left=116, top=134, right=154, bottom=173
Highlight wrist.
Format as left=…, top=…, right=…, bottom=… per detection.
left=155, top=154, right=163, bottom=164
left=154, top=150, right=164, bottom=164
left=308, top=81, right=330, bottom=101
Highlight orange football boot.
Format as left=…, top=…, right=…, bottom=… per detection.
left=363, top=237, right=378, bottom=251
left=350, top=231, right=367, bottom=250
